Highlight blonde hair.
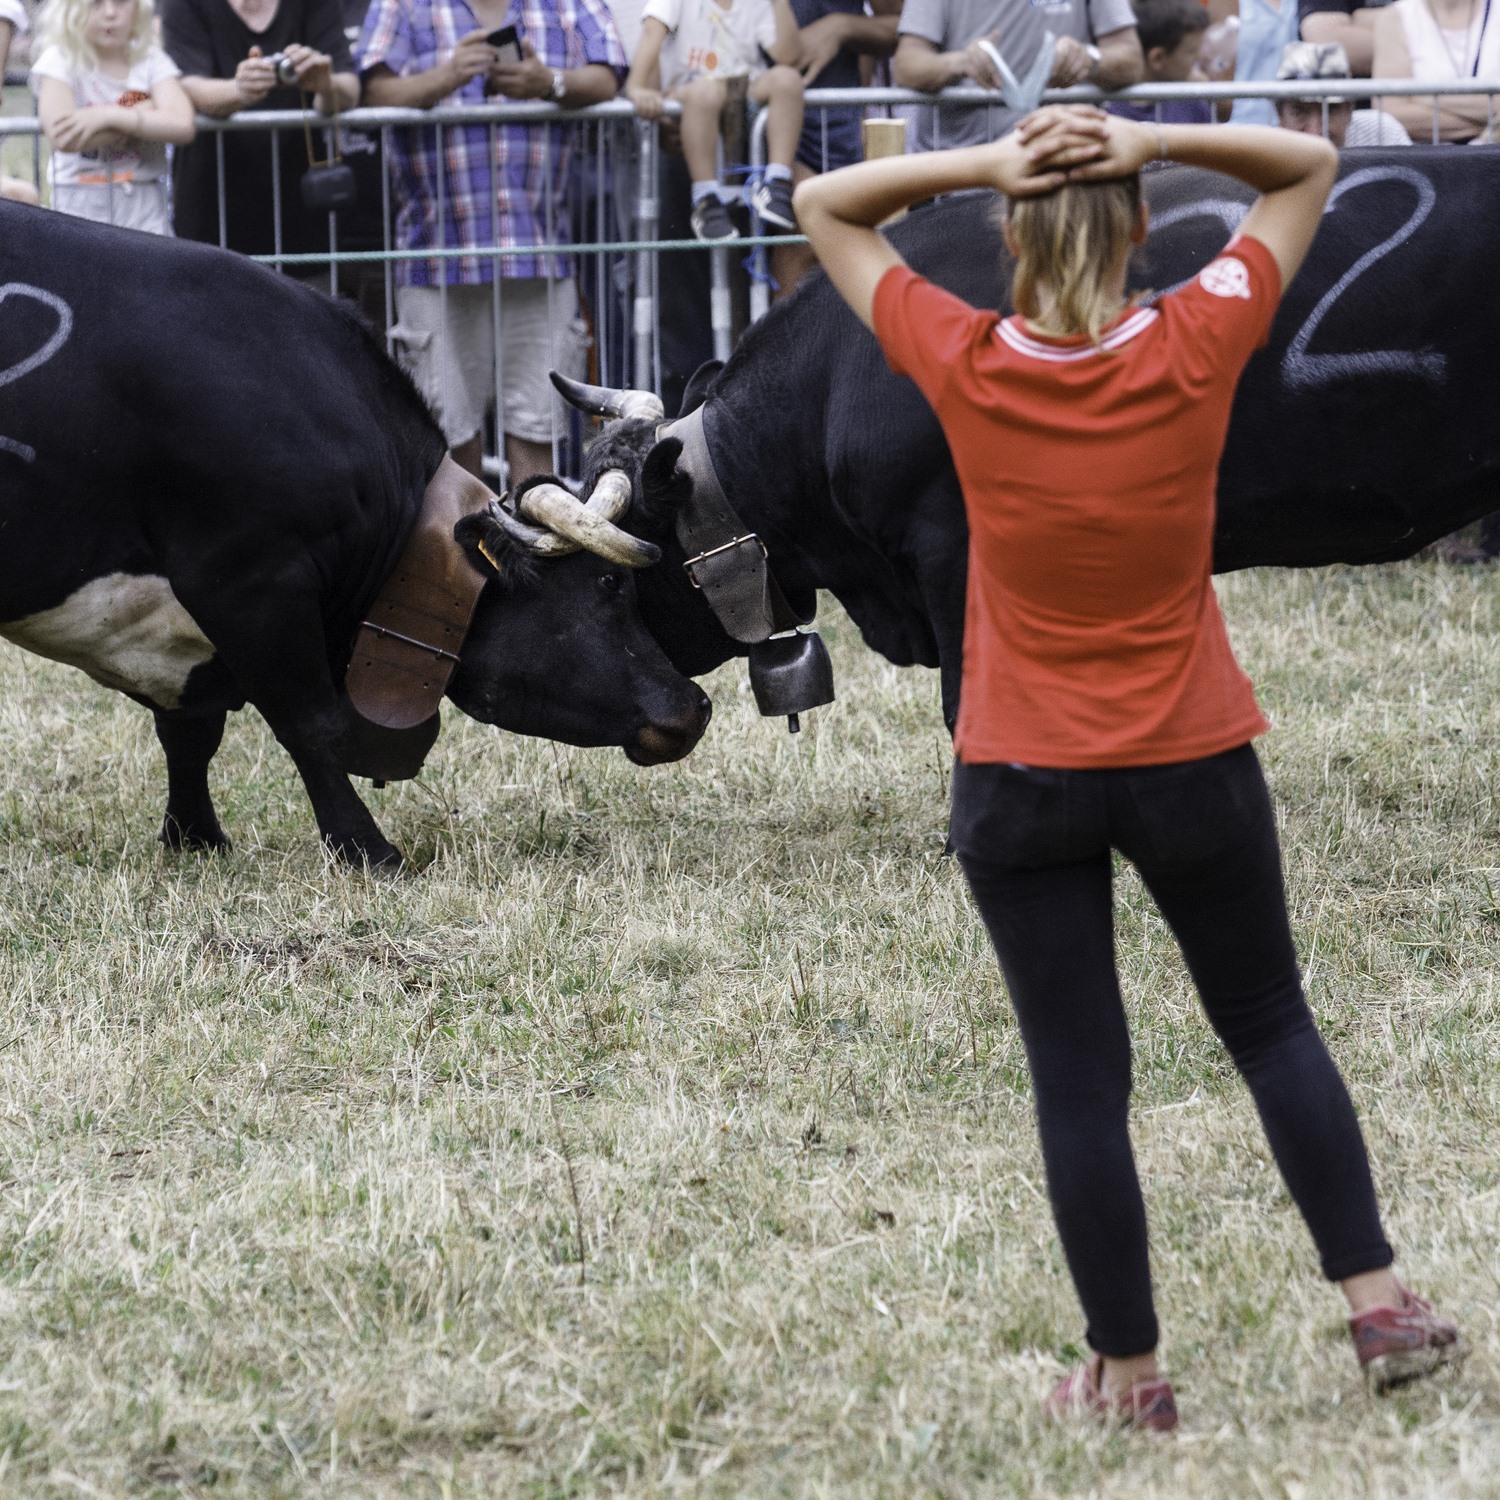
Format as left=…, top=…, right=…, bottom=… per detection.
left=1005, top=176, right=1143, bottom=346
left=37, top=0, right=155, bottom=69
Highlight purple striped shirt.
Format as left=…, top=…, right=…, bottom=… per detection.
left=357, top=0, right=626, bottom=283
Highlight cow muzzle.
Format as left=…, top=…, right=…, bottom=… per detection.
left=624, top=688, right=712, bottom=766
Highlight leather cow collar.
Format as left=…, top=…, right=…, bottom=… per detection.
left=662, top=407, right=835, bottom=728
left=342, top=454, right=494, bottom=782
left=662, top=405, right=810, bottom=643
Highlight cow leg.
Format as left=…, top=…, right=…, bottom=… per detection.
left=154, top=710, right=231, bottom=852
left=179, top=597, right=404, bottom=870
left=917, top=545, right=969, bottom=736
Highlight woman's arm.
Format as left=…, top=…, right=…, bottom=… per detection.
left=134, top=73, right=197, bottom=141
left=796, top=3, right=899, bottom=83
left=36, top=76, right=81, bottom=145
left=1065, top=116, right=1338, bottom=287
left=180, top=49, right=278, bottom=117
left=766, top=0, right=801, bottom=67
left=793, top=109, right=1102, bottom=329
left=624, top=17, right=667, bottom=115
left=1369, top=6, right=1488, bottom=140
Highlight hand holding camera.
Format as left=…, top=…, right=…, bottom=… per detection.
left=237, top=43, right=337, bottom=105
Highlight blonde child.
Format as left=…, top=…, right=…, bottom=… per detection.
left=626, top=0, right=803, bottom=240
left=1, top=0, right=42, bottom=204
left=32, top=0, right=194, bottom=233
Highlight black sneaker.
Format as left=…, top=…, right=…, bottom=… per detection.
left=751, top=175, right=798, bottom=231
left=690, top=196, right=738, bottom=242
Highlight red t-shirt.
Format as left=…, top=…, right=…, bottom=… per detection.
left=872, top=233, right=1281, bottom=768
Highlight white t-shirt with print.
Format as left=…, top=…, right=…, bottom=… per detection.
left=30, top=45, right=180, bottom=186
left=0, top=0, right=29, bottom=37
left=641, top=0, right=775, bottom=88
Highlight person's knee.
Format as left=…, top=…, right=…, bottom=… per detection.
left=678, top=75, right=727, bottom=114
left=757, top=64, right=804, bottom=103
left=1207, top=974, right=1315, bottom=1069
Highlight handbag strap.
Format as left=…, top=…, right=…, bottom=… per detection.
left=300, top=69, right=343, bottom=170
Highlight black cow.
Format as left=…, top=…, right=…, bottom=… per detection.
left=564, top=149, right=1500, bottom=732
left=0, top=204, right=710, bottom=868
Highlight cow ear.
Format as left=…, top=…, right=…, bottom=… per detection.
left=679, top=359, right=723, bottom=417
left=640, top=436, right=691, bottom=527
left=454, top=512, right=537, bottom=591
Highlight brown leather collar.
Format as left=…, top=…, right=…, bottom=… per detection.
left=345, top=454, right=495, bottom=732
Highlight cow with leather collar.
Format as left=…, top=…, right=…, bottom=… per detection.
left=564, top=149, right=1500, bottom=734
left=0, top=203, right=709, bottom=868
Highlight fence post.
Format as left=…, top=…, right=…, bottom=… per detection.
left=748, top=105, right=771, bottom=325
left=633, top=119, right=658, bottom=395
left=862, top=117, right=907, bottom=226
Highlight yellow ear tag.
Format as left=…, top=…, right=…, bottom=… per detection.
left=477, top=537, right=501, bottom=571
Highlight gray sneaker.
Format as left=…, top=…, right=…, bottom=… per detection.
left=690, top=196, right=738, bottom=242
left=751, top=175, right=797, bottom=231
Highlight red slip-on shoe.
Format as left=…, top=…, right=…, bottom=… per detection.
left=1350, top=1284, right=1464, bottom=1393
left=1045, top=1354, right=1179, bottom=1432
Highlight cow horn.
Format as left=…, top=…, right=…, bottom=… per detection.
left=487, top=500, right=552, bottom=553
left=517, top=481, right=661, bottom=568
left=550, top=371, right=665, bottom=424
left=583, top=468, right=633, bottom=523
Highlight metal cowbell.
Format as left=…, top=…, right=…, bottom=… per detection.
left=747, top=630, right=835, bottom=729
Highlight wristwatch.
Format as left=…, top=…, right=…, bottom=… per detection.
left=1084, top=42, right=1103, bottom=76
left=549, top=68, right=567, bottom=101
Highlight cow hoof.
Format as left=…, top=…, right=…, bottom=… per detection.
left=329, top=838, right=406, bottom=874
left=160, top=816, right=232, bottom=854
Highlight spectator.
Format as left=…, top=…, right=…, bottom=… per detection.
left=891, top=0, right=1142, bottom=151
left=1371, top=0, right=1498, bottom=141
left=1275, top=39, right=1411, bottom=142
left=1230, top=0, right=1302, bottom=124
left=772, top=0, right=901, bottom=290
left=161, top=0, right=358, bottom=267
left=31, top=0, right=195, bottom=231
left=2, top=0, right=42, bottom=204
left=1299, top=0, right=1386, bottom=76
left=625, top=0, right=805, bottom=240
left=360, top=0, right=626, bottom=485
left=1229, top=0, right=1299, bottom=125
left=1106, top=0, right=1212, bottom=125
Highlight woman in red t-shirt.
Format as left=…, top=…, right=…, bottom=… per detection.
left=795, top=111, right=1461, bottom=1427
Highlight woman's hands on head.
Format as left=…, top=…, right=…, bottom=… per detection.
left=1005, top=106, right=1156, bottom=192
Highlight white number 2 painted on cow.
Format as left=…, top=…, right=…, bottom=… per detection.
left=1148, top=168, right=1445, bottom=393
left=0, top=283, right=75, bottom=465
left=1282, top=165, right=1447, bottom=393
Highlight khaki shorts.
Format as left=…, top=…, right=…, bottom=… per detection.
left=390, top=279, right=590, bottom=448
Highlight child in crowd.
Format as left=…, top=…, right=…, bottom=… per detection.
left=1106, top=0, right=1213, bottom=125
left=1, top=0, right=42, bottom=203
left=626, top=0, right=805, bottom=240
left=32, top=0, right=194, bottom=232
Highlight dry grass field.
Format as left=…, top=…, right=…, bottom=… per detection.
left=0, top=562, right=1494, bottom=1497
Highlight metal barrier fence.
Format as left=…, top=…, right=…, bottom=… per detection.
left=2, top=79, right=1497, bottom=480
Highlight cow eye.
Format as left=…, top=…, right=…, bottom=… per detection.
left=598, top=572, right=624, bottom=594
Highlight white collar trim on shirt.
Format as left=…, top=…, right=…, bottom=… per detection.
left=996, top=306, right=1160, bottom=362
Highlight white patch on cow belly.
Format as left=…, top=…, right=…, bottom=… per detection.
left=0, top=573, right=215, bottom=710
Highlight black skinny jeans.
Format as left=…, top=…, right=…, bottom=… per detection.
left=952, top=744, right=1392, bottom=1357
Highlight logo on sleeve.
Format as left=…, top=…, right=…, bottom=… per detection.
left=1199, top=257, right=1253, bottom=300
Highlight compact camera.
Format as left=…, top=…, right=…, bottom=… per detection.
left=264, top=52, right=301, bottom=86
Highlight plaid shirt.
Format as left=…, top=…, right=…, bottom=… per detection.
left=357, top=0, right=625, bottom=283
